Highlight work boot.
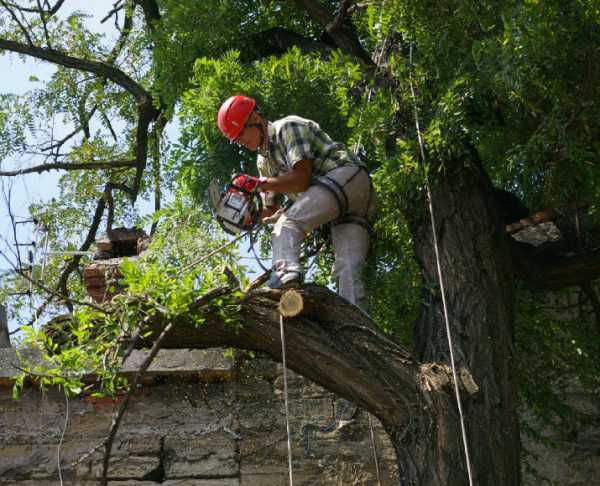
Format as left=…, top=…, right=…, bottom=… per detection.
left=266, top=270, right=302, bottom=289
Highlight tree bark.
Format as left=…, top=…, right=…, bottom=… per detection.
left=408, top=155, right=521, bottom=485
left=141, top=283, right=504, bottom=485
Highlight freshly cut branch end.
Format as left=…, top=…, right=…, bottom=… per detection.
left=278, top=289, right=304, bottom=317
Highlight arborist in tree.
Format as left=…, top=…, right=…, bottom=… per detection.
left=215, top=95, right=376, bottom=311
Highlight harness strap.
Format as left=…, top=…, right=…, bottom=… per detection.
left=314, top=175, right=349, bottom=218
left=331, top=215, right=372, bottom=233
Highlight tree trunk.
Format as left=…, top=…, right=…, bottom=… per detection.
left=404, top=155, right=521, bottom=485
left=141, top=157, right=521, bottom=486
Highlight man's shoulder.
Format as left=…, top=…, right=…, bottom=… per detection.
left=272, top=115, right=317, bottom=134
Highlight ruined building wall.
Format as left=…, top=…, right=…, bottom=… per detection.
left=1, top=347, right=598, bottom=485
left=0, top=349, right=398, bottom=485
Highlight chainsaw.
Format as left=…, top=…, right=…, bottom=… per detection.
left=208, top=174, right=264, bottom=235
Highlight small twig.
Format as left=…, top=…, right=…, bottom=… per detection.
left=101, top=0, right=124, bottom=24
left=241, top=269, right=272, bottom=299
left=0, top=252, right=108, bottom=314
left=0, top=0, right=35, bottom=45
left=178, top=229, right=253, bottom=276
left=100, top=320, right=174, bottom=485
left=12, top=364, right=82, bottom=380
left=36, top=0, right=53, bottom=48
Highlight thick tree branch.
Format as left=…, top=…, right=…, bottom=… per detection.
left=239, top=27, right=335, bottom=62
left=56, top=197, right=106, bottom=311
left=0, top=38, right=151, bottom=103
left=511, top=241, right=600, bottom=289
left=0, top=159, right=136, bottom=177
left=133, top=0, right=160, bottom=31
left=326, top=0, right=353, bottom=33
left=293, top=0, right=374, bottom=65
left=131, top=101, right=160, bottom=198
left=143, top=285, right=421, bottom=426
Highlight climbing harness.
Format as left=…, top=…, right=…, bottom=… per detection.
left=408, top=43, right=475, bottom=486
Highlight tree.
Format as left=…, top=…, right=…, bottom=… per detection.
left=1, top=1, right=599, bottom=485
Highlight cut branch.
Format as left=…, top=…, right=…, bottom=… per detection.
left=142, top=285, right=420, bottom=426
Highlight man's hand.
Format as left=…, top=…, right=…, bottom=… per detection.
left=262, top=208, right=284, bottom=224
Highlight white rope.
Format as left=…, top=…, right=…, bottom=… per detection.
left=368, top=413, right=383, bottom=486
left=407, top=44, right=475, bottom=486
left=279, top=313, right=294, bottom=486
left=57, top=390, right=70, bottom=486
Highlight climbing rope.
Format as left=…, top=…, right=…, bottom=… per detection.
left=57, top=390, right=70, bottom=486
left=408, top=43, right=475, bottom=486
left=279, top=313, right=294, bottom=486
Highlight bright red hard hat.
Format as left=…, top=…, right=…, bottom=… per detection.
left=217, top=95, right=256, bottom=141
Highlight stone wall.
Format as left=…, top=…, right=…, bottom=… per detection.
left=0, top=349, right=398, bottom=485
left=1, top=348, right=598, bottom=485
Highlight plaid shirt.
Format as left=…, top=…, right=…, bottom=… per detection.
left=257, top=116, right=364, bottom=182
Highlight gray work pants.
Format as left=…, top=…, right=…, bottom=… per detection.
left=271, top=166, right=376, bottom=310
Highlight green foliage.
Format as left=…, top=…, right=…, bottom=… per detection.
left=172, top=47, right=363, bottom=200
left=12, top=199, right=246, bottom=398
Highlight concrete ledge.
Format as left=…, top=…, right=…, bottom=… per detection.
left=0, top=348, right=235, bottom=386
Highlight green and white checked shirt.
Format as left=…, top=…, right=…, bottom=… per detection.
left=257, top=115, right=364, bottom=182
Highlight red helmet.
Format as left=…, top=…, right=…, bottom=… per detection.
left=217, top=95, right=256, bottom=141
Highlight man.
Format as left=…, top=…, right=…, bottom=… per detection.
left=217, top=95, right=376, bottom=310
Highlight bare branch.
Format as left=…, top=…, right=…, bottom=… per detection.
left=56, top=197, right=106, bottom=311
left=0, top=249, right=108, bottom=313
left=101, top=0, right=124, bottom=24
left=0, top=159, right=136, bottom=177
left=2, top=0, right=65, bottom=16
left=101, top=320, right=173, bottom=486
left=0, top=38, right=151, bottom=103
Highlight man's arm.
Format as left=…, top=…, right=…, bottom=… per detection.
left=260, top=159, right=313, bottom=194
